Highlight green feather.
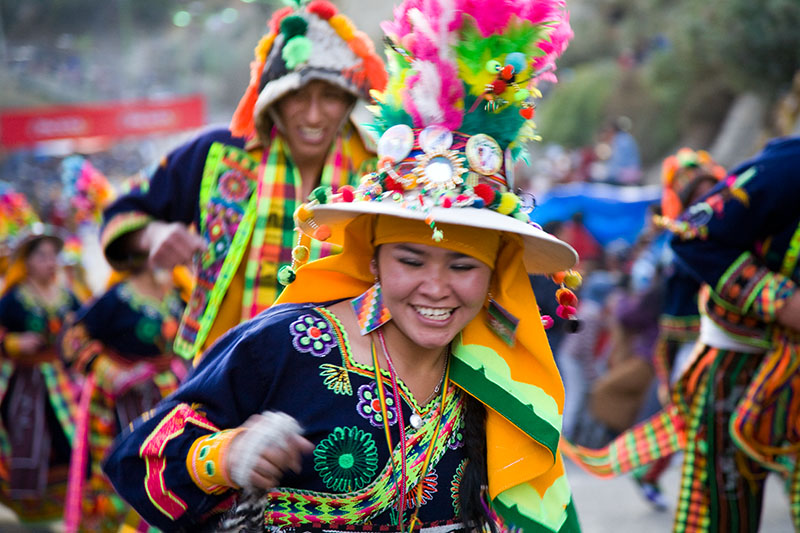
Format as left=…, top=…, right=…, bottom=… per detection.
left=365, top=101, right=415, bottom=139
left=460, top=90, right=527, bottom=150
left=456, top=18, right=548, bottom=75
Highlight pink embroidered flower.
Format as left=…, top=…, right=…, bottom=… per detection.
left=356, top=381, right=397, bottom=427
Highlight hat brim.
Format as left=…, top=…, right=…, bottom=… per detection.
left=310, top=203, right=578, bottom=274
left=12, top=228, right=65, bottom=260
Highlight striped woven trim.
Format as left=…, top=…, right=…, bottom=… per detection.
left=560, top=404, right=685, bottom=478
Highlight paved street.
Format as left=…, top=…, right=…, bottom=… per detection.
left=0, top=458, right=794, bottom=531
left=567, top=458, right=795, bottom=532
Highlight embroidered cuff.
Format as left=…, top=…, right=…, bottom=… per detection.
left=186, top=428, right=244, bottom=494
left=100, top=211, right=152, bottom=270
left=714, top=252, right=796, bottom=322
left=750, top=273, right=796, bottom=322
left=2, top=332, right=23, bottom=359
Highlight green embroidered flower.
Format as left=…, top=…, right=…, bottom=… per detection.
left=25, top=315, right=45, bottom=333
left=314, top=426, right=379, bottom=492
left=135, top=317, right=161, bottom=343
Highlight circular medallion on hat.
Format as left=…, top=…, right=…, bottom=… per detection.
left=413, top=150, right=467, bottom=191
left=426, top=157, right=456, bottom=186
left=466, top=134, right=503, bottom=176
left=418, top=125, right=453, bottom=154
left=378, top=124, right=414, bottom=163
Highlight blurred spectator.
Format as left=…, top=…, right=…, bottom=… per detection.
left=557, top=211, right=602, bottom=270
left=603, top=116, right=642, bottom=185
left=558, top=240, right=629, bottom=446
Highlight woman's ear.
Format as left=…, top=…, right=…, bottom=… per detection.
left=369, top=257, right=379, bottom=280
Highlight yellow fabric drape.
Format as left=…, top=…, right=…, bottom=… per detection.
left=1, top=256, right=27, bottom=296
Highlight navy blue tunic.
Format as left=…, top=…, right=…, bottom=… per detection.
left=104, top=303, right=468, bottom=532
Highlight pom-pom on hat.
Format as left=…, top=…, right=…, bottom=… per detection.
left=230, top=0, right=388, bottom=140
left=660, top=147, right=726, bottom=220
left=292, top=0, right=576, bottom=275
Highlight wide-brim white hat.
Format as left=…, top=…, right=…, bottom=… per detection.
left=307, top=200, right=577, bottom=275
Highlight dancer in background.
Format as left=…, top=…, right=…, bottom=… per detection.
left=669, top=138, right=800, bottom=531
left=629, top=148, right=725, bottom=508
left=562, top=138, right=800, bottom=532
left=61, top=263, right=186, bottom=533
left=100, top=0, right=387, bottom=363
left=0, top=224, right=80, bottom=523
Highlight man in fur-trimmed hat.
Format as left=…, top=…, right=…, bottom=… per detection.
left=101, top=1, right=387, bottom=362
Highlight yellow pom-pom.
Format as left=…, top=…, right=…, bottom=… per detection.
left=496, top=192, right=519, bottom=215
left=292, top=245, right=309, bottom=262
left=328, top=14, right=355, bottom=41
left=564, top=270, right=583, bottom=289
left=295, top=203, right=313, bottom=222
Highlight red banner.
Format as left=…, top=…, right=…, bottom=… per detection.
left=0, top=95, right=206, bottom=148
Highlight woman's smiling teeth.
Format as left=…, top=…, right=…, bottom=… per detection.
left=413, top=305, right=455, bottom=321
left=299, top=127, right=325, bottom=142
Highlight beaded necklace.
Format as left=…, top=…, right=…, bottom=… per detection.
left=372, top=328, right=450, bottom=532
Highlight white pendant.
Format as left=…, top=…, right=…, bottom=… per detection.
left=409, top=413, right=423, bottom=430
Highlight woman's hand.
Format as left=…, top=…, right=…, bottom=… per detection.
left=139, top=221, right=206, bottom=270
left=13, top=332, right=46, bottom=356
left=227, top=412, right=313, bottom=491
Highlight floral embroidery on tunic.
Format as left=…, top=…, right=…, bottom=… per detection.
left=290, top=314, right=337, bottom=357
left=448, top=417, right=464, bottom=450
left=407, top=469, right=438, bottom=509
left=218, top=170, right=250, bottom=202
left=356, top=381, right=397, bottom=428
left=313, top=426, right=380, bottom=492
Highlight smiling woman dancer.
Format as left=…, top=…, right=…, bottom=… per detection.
left=103, top=1, right=581, bottom=531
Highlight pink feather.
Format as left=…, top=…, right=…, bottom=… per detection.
left=385, top=0, right=572, bottom=127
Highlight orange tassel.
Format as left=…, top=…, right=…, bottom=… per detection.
left=363, top=55, right=388, bottom=92
left=660, top=187, right=683, bottom=220
left=230, top=75, right=260, bottom=138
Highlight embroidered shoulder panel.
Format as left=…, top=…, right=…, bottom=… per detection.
left=174, top=143, right=260, bottom=359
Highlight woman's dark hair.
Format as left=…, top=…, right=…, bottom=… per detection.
left=459, top=394, right=497, bottom=532
left=23, top=235, right=61, bottom=259
left=678, top=174, right=718, bottom=209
